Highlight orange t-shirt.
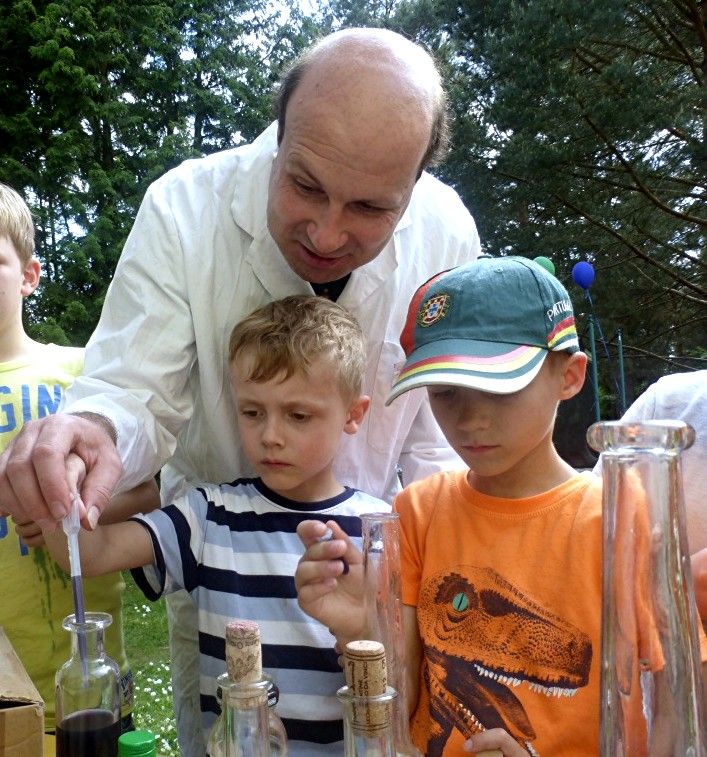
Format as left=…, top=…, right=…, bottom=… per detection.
left=395, top=469, right=706, bottom=756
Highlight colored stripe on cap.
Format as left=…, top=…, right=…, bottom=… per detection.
left=547, top=316, right=579, bottom=351
left=396, top=345, right=543, bottom=384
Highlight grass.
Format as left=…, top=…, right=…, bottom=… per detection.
left=122, top=571, right=179, bottom=755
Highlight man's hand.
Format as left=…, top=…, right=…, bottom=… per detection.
left=294, top=519, right=367, bottom=645
left=0, top=413, right=123, bottom=532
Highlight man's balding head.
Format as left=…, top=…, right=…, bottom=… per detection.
left=274, top=28, right=448, bottom=175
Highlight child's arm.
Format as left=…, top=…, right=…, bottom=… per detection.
left=690, top=547, right=707, bottom=627
left=295, top=519, right=367, bottom=646
left=98, top=477, right=161, bottom=524
left=41, top=518, right=155, bottom=577
left=13, top=478, right=161, bottom=547
left=39, top=452, right=155, bottom=577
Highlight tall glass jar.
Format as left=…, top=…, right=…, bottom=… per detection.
left=55, top=611, right=121, bottom=757
left=361, top=513, right=420, bottom=756
left=588, top=420, right=705, bottom=755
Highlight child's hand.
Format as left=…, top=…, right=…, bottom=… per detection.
left=295, top=519, right=367, bottom=645
left=464, top=731, right=529, bottom=755
left=65, top=453, right=97, bottom=529
left=12, top=517, right=45, bottom=548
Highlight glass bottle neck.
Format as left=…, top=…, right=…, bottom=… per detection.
left=338, top=685, right=397, bottom=757
left=70, top=627, right=104, bottom=658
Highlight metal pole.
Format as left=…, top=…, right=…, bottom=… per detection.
left=589, top=315, right=600, bottom=422
left=616, top=329, right=627, bottom=415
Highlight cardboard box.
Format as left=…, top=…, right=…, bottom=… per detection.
left=0, top=627, right=44, bottom=756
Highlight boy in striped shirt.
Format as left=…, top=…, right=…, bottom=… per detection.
left=41, top=294, right=390, bottom=755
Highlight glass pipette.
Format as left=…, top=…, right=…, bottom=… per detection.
left=62, top=493, right=88, bottom=683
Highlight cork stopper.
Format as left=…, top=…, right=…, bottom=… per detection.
left=344, top=640, right=390, bottom=735
left=225, top=619, right=262, bottom=684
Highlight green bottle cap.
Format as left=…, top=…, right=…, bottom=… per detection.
left=118, top=730, right=157, bottom=757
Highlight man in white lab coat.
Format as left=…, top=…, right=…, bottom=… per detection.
left=0, top=27, right=480, bottom=754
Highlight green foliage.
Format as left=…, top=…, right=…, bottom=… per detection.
left=0, top=0, right=317, bottom=345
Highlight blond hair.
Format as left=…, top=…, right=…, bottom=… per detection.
left=229, top=295, right=366, bottom=400
left=0, top=183, right=35, bottom=266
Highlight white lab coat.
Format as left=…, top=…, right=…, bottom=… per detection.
left=64, top=123, right=481, bottom=504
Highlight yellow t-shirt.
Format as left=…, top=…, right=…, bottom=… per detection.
left=0, top=345, right=131, bottom=731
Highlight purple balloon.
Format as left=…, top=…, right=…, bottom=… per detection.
left=572, top=261, right=595, bottom=290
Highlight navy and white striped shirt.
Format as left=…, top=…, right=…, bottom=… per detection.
left=131, top=477, right=390, bottom=754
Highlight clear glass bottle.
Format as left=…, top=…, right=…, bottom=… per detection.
left=339, top=639, right=398, bottom=757
left=588, top=420, right=705, bottom=755
left=206, top=619, right=287, bottom=757
left=55, top=611, right=121, bottom=757
left=207, top=675, right=287, bottom=757
left=361, top=513, right=420, bottom=756
left=338, top=685, right=398, bottom=757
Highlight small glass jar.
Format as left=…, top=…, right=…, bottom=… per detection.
left=55, top=612, right=121, bottom=757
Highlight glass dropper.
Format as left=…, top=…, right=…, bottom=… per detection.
left=62, top=492, right=89, bottom=683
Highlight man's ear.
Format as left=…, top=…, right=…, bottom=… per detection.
left=21, top=258, right=41, bottom=297
left=343, top=395, right=370, bottom=435
left=558, top=351, right=588, bottom=401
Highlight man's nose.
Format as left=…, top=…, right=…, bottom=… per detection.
left=307, top=204, right=348, bottom=254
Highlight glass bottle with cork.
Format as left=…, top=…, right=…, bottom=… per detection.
left=206, top=619, right=287, bottom=757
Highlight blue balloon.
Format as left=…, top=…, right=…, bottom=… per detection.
left=533, top=256, right=556, bottom=276
left=572, top=261, right=595, bottom=290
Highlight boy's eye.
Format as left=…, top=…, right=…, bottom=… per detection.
left=290, top=412, right=311, bottom=422
left=240, top=408, right=260, bottom=419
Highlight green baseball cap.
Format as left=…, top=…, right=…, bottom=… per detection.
left=386, top=255, right=580, bottom=404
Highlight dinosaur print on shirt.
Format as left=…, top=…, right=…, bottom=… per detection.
left=417, top=567, right=592, bottom=756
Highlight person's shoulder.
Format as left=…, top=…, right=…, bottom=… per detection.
left=410, top=171, right=473, bottom=221
left=652, top=370, right=707, bottom=397
left=396, top=469, right=464, bottom=509
left=29, top=342, right=85, bottom=376
left=147, top=124, right=276, bottom=197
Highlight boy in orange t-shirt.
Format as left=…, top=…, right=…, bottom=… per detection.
left=295, top=255, right=706, bottom=756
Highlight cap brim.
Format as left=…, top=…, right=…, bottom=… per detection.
left=386, top=340, right=549, bottom=405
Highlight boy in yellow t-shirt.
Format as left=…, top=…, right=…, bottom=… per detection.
left=295, top=256, right=707, bottom=755
left=0, top=182, right=159, bottom=733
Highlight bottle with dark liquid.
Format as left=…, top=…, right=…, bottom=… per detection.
left=55, top=612, right=121, bottom=757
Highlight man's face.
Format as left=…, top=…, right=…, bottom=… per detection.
left=266, top=92, right=425, bottom=284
